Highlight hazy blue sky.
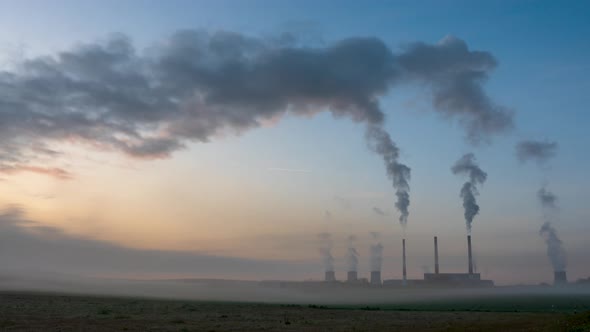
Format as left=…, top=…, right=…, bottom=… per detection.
left=0, top=0, right=588, bottom=285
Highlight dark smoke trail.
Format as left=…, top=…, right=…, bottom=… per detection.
left=538, top=186, right=558, bottom=210
left=451, top=153, right=487, bottom=233
left=539, top=222, right=567, bottom=272
left=347, top=235, right=359, bottom=272
left=0, top=32, right=511, bottom=183
left=369, top=232, right=383, bottom=272
left=366, top=125, right=411, bottom=228
left=318, top=232, right=334, bottom=271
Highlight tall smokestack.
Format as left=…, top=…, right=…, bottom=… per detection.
left=402, top=238, right=407, bottom=285
left=434, top=236, right=440, bottom=274
left=467, top=235, right=473, bottom=275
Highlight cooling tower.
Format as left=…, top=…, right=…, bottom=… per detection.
left=347, top=271, right=358, bottom=282
left=554, top=271, right=567, bottom=285
left=370, top=271, right=381, bottom=285
left=325, top=270, right=336, bottom=282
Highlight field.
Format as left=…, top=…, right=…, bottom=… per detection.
left=1, top=291, right=590, bottom=331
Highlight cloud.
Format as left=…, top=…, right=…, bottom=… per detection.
left=0, top=165, right=72, bottom=180
left=0, top=31, right=512, bottom=178
left=397, top=36, right=513, bottom=143
left=0, top=206, right=313, bottom=279
left=515, top=140, right=558, bottom=165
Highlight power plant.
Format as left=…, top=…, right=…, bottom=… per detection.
left=259, top=233, right=574, bottom=290
left=335, top=235, right=493, bottom=288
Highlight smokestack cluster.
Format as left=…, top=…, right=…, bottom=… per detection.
left=452, top=154, right=487, bottom=234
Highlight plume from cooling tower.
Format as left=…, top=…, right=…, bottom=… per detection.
left=451, top=153, right=487, bottom=233
left=347, top=235, right=359, bottom=272
left=516, top=140, right=567, bottom=277
left=366, top=126, right=411, bottom=228
left=540, top=222, right=567, bottom=273
left=369, top=232, right=383, bottom=272
left=318, top=233, right=334, bottom=272
left=537, top=186, right=567, bottom=273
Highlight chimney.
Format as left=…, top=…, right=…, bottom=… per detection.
left=347, top=271, right=358, bottom=282
left=554, top=271, right=567, bottom=286
left=370, top=271, right=381, bottom=285
left=434, top=236, right=440, bottom=275
left=325, top=270, right=336, bottom=282
left=467, top=235, right=473, bottom=275
left=402, top=238, right=407, bottom=285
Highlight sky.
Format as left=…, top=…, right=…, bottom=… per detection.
left=0, top=0, right=588, bottom=285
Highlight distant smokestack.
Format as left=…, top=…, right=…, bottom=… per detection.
left=434, top=236, right=440, bottom=274
left=325, top=270, right=336, bottom=282
left=347, top=271, right=358, bottom=282
left=370, top=271, right=381, bottom=285
left=554, top=271, right=567, bottom=286
left=467, top=235, right=473, bottom=275
left=402, top=238, right=407, bottom=285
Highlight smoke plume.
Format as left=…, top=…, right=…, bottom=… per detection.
left=369, top=232, right=383, bottom=272
left=451, top=153, right=487, bottom=233
left=346, top=235, right=359, bottom=272
left=0, top=31, right=511, bottom=192
left=539, top=222, right=567, bottom=272
left=366, top=125, right=411, bottom=227
left=538, top=187, right=558, bottom=210
left=318, top=232, right=334, bottom=271
left=536, top=186, right=566, bottom=272
left=516, top=140, right=558, bottom=165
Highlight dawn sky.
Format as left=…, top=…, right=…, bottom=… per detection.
left=0, top=0, right=588, bottom=285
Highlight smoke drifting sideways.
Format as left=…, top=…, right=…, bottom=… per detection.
left=0, top=31, right=511, bottom=205
left=318, top=232, right=334, bottom=272
left=347, top=235, right=359, bottom=272
left=451, top=153, right=487, bottom=233
left=516, top=140, right=558, bottom=166
left=369, top=232, right=383, bottom=272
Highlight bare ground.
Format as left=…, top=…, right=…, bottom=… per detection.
left=0, top=292, right=588, bottom=331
